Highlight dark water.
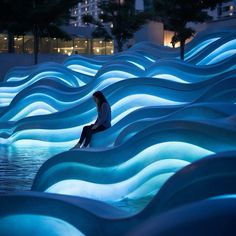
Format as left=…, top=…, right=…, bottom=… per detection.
left=0, top=145, right=151, bottom=212
left=0, top=145, right=68, bottom=194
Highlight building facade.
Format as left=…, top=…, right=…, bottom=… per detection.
left=209, top=0, right=236, bottom=20
left=71, top=0, right=100, bottom=27
left=1, top=1, right=235, bottom=55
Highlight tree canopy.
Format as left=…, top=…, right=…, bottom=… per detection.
left=83, top=0, right=150, bottom=52
left=153, top=0, right=228, bottom=60
left=0, top=0, right=78, bottom=63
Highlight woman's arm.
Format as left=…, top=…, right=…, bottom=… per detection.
left=93, top=103, right=109, bottom=128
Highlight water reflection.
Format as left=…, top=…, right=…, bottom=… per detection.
left=0, top=145, right=69, bottom=194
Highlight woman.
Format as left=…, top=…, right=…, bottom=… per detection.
left=73, top=91, right=111, bottom=148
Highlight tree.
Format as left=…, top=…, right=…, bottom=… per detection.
left=0, top=0, right=79, bottom=64
left=0, top=0, right=29, bottom=53
left=153, top=0, right=228, bottom=60
left=83, top=0, right=150, bottom=52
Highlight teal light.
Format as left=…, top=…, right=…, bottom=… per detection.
left=0, top=214, right=84, bottom=236
left=185, top=37, right=221, bottom=60
left=45, top=142, right=214, bottom=202
left=197, top=39, right=236, bottom=65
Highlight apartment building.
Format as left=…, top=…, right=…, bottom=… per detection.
left=71, top=0, right=100, bottom=27
left=209, top=0, right=236, bottom=20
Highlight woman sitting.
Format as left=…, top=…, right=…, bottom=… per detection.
left=73, top=91, right=111, bottom=149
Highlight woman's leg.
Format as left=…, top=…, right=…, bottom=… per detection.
left=75, top=125, right=91, bottom=148
left=83, top=125, right=106, bottom=147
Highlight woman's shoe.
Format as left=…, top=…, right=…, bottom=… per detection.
left=71, top=143, right=82, bottom=150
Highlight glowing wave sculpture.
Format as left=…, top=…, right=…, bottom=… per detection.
left=0, top=73, right=235, bottom=145
left=1, top=152, right=236, bottom=235
left=31, top=115, right=236, bottom=201
left=1, top=29, right=236, bottom=109
left=0, top=29, right=236, bottom=235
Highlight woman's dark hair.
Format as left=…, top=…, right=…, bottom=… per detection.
left=93, top=91, right=108, bottom=110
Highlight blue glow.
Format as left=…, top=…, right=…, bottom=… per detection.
left=185, top=37, right=220, bottom=60
left=10, top=102, right=58, bottom=121
left=144, top=56, right=156, bottom=62
left=0, top=214, right=84, bottom=236
left=45, top=142, right=214, bottom=201
left=206, top=49, right=236, bottom=65
left=46, top=164, right=184, bottom=201
left=210, top=194, right=236, bottom=200
left=6, top=75, right=29, bottom=82
left=153, top=74, right=190, bottom=83
left=197, top=39, right=236, bottom=65
left=0, top=30, right=236, bottom=236
left=127, top=60, right=146, bottom=70
left=67, top=64, right=98, bottom=76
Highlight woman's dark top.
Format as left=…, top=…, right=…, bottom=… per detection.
left=94, top=102, right=111, bottom=128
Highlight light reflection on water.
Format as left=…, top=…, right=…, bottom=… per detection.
left=0, top=145, right=69, bottom=194
left=0, top=145, right=152, bottom=212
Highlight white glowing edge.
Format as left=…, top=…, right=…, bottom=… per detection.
left=9, top=102, right=58, bottom=121
left=8, top=105, right=141, bottom=143
left=67, top=64, right=98, bottom=76
left=197, top=39, right=236, bottom=65
left=8, top=94, right=186, bottom=142
left=0, top=71, right=75, bottom=94
left=8, top=105, right=139, bottom=143
left=111, top=106, right=142, bottom=125
left=0, top=92, right=17, bottom=98
left=127, top=60, right=145, bottom=70
left=210, top=194, right=236, bottom=200
left=99, top=70, right=137, bottom=80
left=144, top=56, right=156, bottom=62
left=61, top=72, right=137, bottom=106
left=185, top=37, right=221, bottom=60
left=111, top=94, right=186, bottom=112
left=153, top=74, right=190, bottom=84
left=46, top=142, right=214, bottom=201
left=9, top=121, right=96, bottom=144
left=70, top=77, right=126, bottom=106
left=206, top=49, right=236, bottom=65
left=125, top=172, right=174, bottom=199
left=6, top=75, right=29, bottom=82
left=22, top=92, right=80, bottom=106
left=0, top=214, right=84, bottom=236
left=0, top=98, right=13, bottom=107
left=0, top=71, right=77, bottom=108
left=25, top=109, right=56, bottom=117
left=46, top=160, right=188, bottom=201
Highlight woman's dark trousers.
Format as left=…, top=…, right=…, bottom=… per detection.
left=79, top=124, right=106, bottom=147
